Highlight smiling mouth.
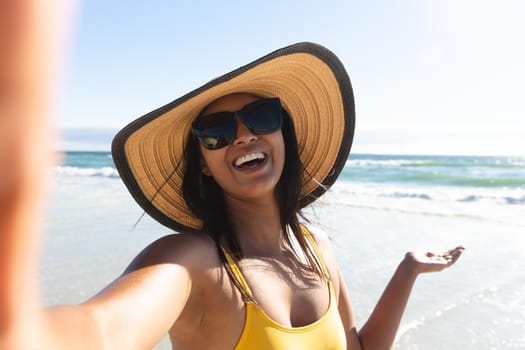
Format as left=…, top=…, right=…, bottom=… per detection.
left=234, top=152, right=267, bottom=169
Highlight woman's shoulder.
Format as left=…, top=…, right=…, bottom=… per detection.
left=302, top=222, right=331, bottom=245
left=125, top=231, right=220, bottom=274
left=301, top=222, right=342, bottom=282
left=301, top=222, right=337, bottom=264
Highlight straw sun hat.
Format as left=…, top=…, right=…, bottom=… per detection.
left=112, top=42, right=355, bottom=232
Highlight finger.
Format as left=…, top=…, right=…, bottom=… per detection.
left=444, top=247, right=465, bottom=266
left=431, top=253, right=458, bottom=266
left=444, top=246, right=465, bottom=255
left=450, top=247, right=465, bottom=257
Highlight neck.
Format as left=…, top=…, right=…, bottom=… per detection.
left=224, top=194, right=285, bottom=256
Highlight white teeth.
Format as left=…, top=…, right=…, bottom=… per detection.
left=234, top=152, right=265, bottom=167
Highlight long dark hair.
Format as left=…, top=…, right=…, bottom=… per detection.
left=182, top=108, right=323, bottom=277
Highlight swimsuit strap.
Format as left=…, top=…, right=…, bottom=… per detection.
left=300, top=225, right=331, bottom=281
left=221, top=247, right=254, bottom=302
left=221, top=225, right=329, bottom=302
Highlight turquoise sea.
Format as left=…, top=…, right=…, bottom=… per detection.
left=57, top=151, right=525, bottom=226
left=44, top=151, right=525, bottom=349
left=60, top=151, right=525, bottom=189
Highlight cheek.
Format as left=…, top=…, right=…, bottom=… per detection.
left=199, top=147, right=224, bottom=177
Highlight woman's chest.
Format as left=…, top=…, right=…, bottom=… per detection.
left=171, top=258, right=335, bottom=349
left=238, top=259, right=330, bottom=327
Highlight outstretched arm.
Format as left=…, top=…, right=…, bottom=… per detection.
left=307, top=225, right=464, bottom=350
left=0, top=2, right=194, bottom=349
left=357, top=246, right=465, bottom=350
left=0, top=0, right=73, bottom=345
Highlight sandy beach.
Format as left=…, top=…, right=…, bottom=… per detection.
left=40, top=173, right=525, bottom=349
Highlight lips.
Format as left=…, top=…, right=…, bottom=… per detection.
left=233, top=152, right=266, bottom=169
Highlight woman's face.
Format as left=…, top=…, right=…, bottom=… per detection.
left=198, top=93, right=285, bottom=203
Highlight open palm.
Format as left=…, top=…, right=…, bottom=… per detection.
left=406, top=246, right=465, bottom=274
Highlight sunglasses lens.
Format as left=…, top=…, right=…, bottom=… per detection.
left=242, top=98, right=283, bottom=134
left=193, top=113, right=236, bottom=150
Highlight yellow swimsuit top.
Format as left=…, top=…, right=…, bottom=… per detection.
left=221, top=227, right=347, bottom=350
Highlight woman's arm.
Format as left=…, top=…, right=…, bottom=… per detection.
left=1, top=1, right=73, bottom=346
left=308, top=226, right=464, bottom=350
left=41, top=235, right=196, bottom=350
left=4, top=224, right=196, bottom=350
left=0, top=2, right=197, bottom=349
left=356, top=247, right=464, bottom=350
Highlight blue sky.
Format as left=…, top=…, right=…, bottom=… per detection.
left=55, top=0, right=525, bottom=156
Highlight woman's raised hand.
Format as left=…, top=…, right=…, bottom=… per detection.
left=405, top=246, right=465, bottom=275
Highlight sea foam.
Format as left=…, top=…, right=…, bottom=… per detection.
left=54, top=166, right=120, bottom=178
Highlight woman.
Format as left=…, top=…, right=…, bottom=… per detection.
left=1, top=4, right=463, bottom=348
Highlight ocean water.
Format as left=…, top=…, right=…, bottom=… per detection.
left=335, top=154, right=525, bottom=226
left=43, top=152, right=525, bottom=349
left=57, top=152, right=525, bottom=226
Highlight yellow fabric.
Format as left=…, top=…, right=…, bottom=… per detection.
left=222, top=227, right=347, bottom=350
left=221, top=246, right=254, bottom=301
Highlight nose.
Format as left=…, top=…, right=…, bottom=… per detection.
left=233, top=117, right=257, bottom=145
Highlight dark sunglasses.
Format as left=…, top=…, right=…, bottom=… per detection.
left=192, top=98, right=283, bottom=150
